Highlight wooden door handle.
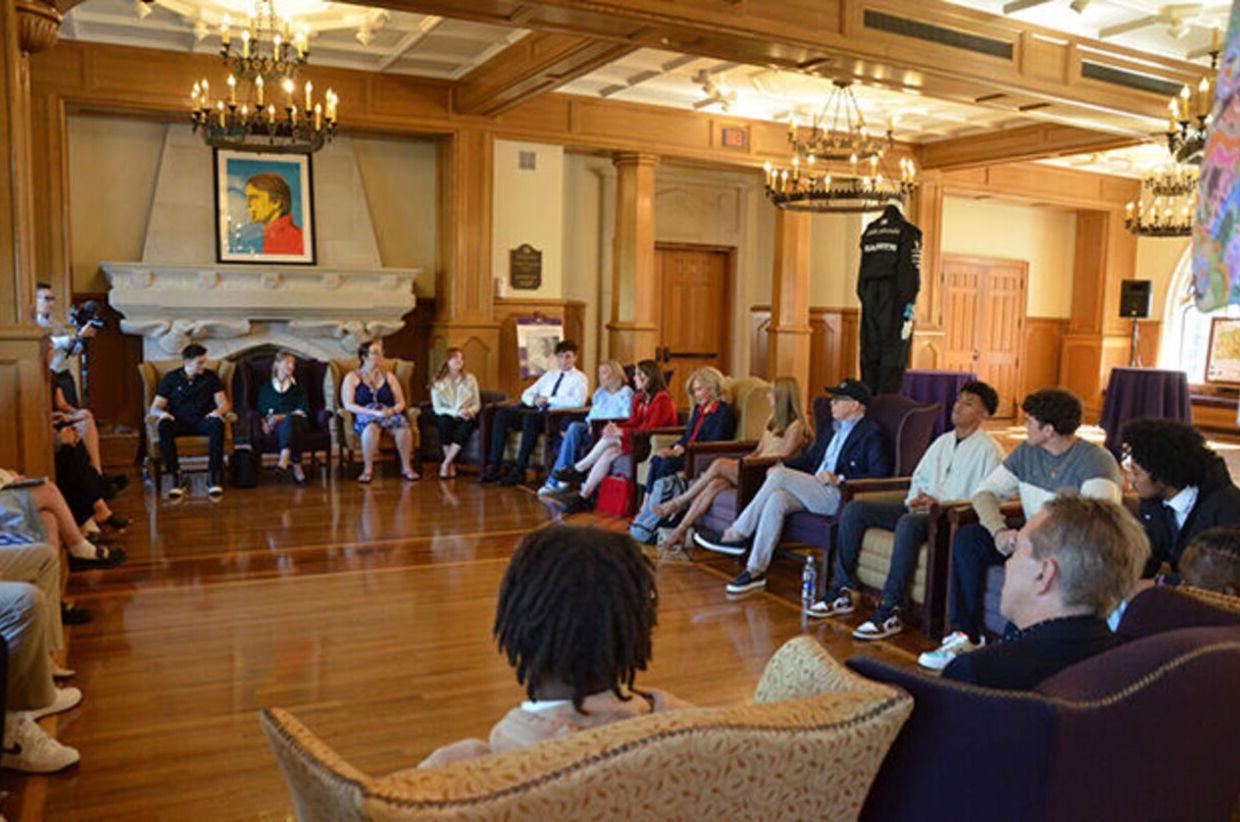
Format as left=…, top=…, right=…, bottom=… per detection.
left=971, top=350, right=980, bottom=361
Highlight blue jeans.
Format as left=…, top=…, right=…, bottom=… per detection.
left=832, top=500, right=929, bottom=610
left=553, top=421, right=593, bottom=473
left=947, top=523, right=1007, bottom=643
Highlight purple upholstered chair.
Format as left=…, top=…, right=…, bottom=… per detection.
left=850, top=603, right=1240, bottom=821
left=237, top=353, right=333, bottom=475
left=775, top=394, right=939, bottom=551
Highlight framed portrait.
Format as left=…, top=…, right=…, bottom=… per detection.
left=213, top=149, right=316, bottom=265
left=1205, top=316, right=1240, bottom=384
left=516, top=317, right=563, bottom=379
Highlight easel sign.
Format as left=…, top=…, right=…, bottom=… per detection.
left=516, top=316, right=563, bottom=378
left=1205, top=317, right=1240, bottom=384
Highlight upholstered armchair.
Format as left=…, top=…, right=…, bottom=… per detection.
left=732, top=395, right=939, bottom=591
left=261, top=636, right=913, bottom=821
left=417, top=389, right=508, bottom=470
left=848, top=590, right=1240, bottom=822
left=328, top=358, right=421, bottom=473
left=137, top=358, right=236, bottom=491
left=235, top=354, right=333, bottom=475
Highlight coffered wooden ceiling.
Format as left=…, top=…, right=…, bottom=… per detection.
left=58, top=0, right=1215, bottom=161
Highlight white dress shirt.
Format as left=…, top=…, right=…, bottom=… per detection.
left=521, top=367, right=588, bottom=410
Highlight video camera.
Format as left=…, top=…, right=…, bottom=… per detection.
left=68, top=300, right=105, bottom=332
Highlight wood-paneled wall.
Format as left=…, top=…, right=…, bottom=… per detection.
left=751, top=305, right=860, bottom=390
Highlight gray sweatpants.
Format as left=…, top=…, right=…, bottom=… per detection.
left=733, top=466, right=841, bottom=574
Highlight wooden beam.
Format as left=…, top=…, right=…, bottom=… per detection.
left=919, top=123, right=1141, bottom=171
left=350, top=0, right=1210, bottom=133
left=453, top=32, right=635, bottom=117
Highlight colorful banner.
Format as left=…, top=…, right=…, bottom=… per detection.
left=1193, top=2, right=1240, bottom=311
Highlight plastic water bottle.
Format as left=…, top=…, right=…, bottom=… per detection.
left=801, top=555, right=817, bottom=614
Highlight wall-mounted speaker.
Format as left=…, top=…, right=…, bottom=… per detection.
left=1119, top=279, right=1152, bottom=319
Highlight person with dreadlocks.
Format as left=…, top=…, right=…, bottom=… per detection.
left=418, top=525, right=689, bottom=767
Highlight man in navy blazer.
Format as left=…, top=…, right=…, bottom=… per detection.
left=695, top=378, right=890, bottom=594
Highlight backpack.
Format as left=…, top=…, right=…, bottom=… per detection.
left=628, top=473, right=686, bottom=544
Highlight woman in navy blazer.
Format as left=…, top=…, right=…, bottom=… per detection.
left=645, top=367, right=736, bottom=495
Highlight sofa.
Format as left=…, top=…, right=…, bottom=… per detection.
left=848, top=585, right=1240, bottom=822
left=261, top=636, right=913, bottom=821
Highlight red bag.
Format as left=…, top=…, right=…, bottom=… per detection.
left=596, top=476, right=636, bottom=517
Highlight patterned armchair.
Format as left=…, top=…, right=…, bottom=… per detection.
left=137, top=358, right=236, bottom=491
left=328, top=358, right=421, bottom=473
left=260, top=636, right=912, bottom=821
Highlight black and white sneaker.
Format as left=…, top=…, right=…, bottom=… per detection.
left=725, top=570, right=767, bottom=594
left=805, top=587, right=855, bottom=619
left=852, top=605, right=904, bottom=640
left=693, top=528, right=749, bottom=556
left=167, top=473, right=187, bottom=499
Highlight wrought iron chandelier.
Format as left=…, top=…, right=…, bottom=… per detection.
left=189, top=0, right=338, bottom=154
left=762, top=81, right=917, bottom=213
left=1125, top=156, right=1198, bottom=237
left=1166, top=33, right=1220, bottom=165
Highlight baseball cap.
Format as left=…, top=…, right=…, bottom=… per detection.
left=826, top=378, right=872, bottom=406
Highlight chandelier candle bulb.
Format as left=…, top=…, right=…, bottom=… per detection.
left=304, top=81, right=312, bottom=112
left=314, top=103, right=322, bottom=130
left=241, top=29, right=250, bottom=58
left=282, top=77, right=294, bottom=107
left=228, top=74, right=236, bottom=104
left=221, top=17, right=230, bottom=46
left=255, top=75, right=264, bottom=105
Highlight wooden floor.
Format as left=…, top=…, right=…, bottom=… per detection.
left=11, top=467, right=936, bottom=821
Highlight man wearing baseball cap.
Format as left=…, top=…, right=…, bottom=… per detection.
left=695, top=378, right=890, bottom=594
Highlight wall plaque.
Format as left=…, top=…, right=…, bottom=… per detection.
left=509, top=244, right=542, bottom=290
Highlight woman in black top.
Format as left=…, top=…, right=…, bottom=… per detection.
left=256, top=351, right=310, bottom=484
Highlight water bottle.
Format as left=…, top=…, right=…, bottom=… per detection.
left=801, top=555, right=817, bottom=613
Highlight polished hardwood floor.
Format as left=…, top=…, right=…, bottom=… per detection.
left=6, top=466, right=931, bottom=821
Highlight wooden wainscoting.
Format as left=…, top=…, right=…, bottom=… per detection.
left=0, top=327, right=54, bottom=477
left=751, top=305, right=859, bottom=388
left=1021, top=317, right=1067, bottom=400
left=493, top=298, right=587, bottom=400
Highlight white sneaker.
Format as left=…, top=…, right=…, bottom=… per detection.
left=1, top=714, right=79, bottom=773
left=917, top=631, right=983, bottom=670
left=25, top=687, right=82, bottom=722
left=805, top=588, right=855, bottom=619
left=207, top=483, right=224, bottom=497
left=537, top=479, right=566, bottom=496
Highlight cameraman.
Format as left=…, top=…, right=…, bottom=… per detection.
left=34, top=283, right=96, bottom=409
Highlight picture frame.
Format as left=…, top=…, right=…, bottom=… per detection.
left=516, top=316, right=563, bottom=379
left=213, top=148, right=316, bottom=265
left=1205, top=316, right=1240, bottom=384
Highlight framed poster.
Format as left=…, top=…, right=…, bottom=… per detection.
left=516, top=317, right=563, bottom=378
left=214, top=149, right=316, bottom=265
left=1205, top=317, right=1240, bottom=384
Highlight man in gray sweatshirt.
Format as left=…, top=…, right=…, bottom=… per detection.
left=918, top=388, right=1122, bottom=671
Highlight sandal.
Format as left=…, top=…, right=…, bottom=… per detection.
left=402, top=470, right=421, bottom=482
left=357, top=470, right=373, bottom=484
left=68, top=544, right=127, bottom=572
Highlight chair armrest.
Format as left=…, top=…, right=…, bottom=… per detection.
left=736, top=455, right=782, bottom=508
left=947, top=500, right=1024, bottom=530
left=684, top=440, right=757, bottom=479
left=840, top=477, right=912, bottom=506
left=545, top=407, right=590, bottom=434
left=628, top=427, right=686, bottom=466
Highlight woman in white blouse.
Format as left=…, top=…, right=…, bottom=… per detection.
left=430, top=348, right=481, bottom=479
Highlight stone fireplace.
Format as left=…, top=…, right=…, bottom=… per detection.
left=103, top=129, right=420, bottom=363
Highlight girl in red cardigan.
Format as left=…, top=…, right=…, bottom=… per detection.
left=555, top=360, right=676, bottom=512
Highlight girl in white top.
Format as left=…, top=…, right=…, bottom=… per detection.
left=430, top=348, right=482, bottom=479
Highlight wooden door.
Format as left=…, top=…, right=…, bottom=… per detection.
left=941, top=256, right=1028, bottom=418
left=656, top=244, right=732, bottom=407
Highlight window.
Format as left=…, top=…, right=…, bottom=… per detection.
left=1158, top=246, right=1240, bottom=384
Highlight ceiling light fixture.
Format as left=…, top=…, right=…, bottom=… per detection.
left=1068, top=0, right=1090, bottom=14
left=188, top=0, right=337, bottom=154
left=762, top=81, right=916, bottom=213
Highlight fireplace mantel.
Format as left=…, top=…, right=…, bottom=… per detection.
left=102, top=263, right=420, bottom=362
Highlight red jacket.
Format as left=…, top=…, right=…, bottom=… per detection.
left=263, top=214, right=304, bottom=255
left=619, top=390, right=677, bottom=453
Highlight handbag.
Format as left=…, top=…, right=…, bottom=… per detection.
left=231, top=444, right=259, bottom=488
left=628, top=473, right=686, bottom=544
left=596, top=476, right=636, bottom=517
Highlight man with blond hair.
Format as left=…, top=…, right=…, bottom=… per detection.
left=942, top=493, right=1149, bottom=690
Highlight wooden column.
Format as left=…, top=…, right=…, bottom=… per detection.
left=0, top=0, right=57, bottom=475
left=607, top=152, right=659, bottom=364
left=1060, top=208, right=1137, bottom=416
left=766, top=208, right=811, bottom=396
left=908, top=176, right=945, bottom=369
left=432, top=127, right=500, bottom=388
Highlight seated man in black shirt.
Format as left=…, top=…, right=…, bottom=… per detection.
left=943, top=494, right=1148, bottom=691
left=150, top=344, right=231, bottom=498
left=1120, top=418, right=1240, bottom=581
